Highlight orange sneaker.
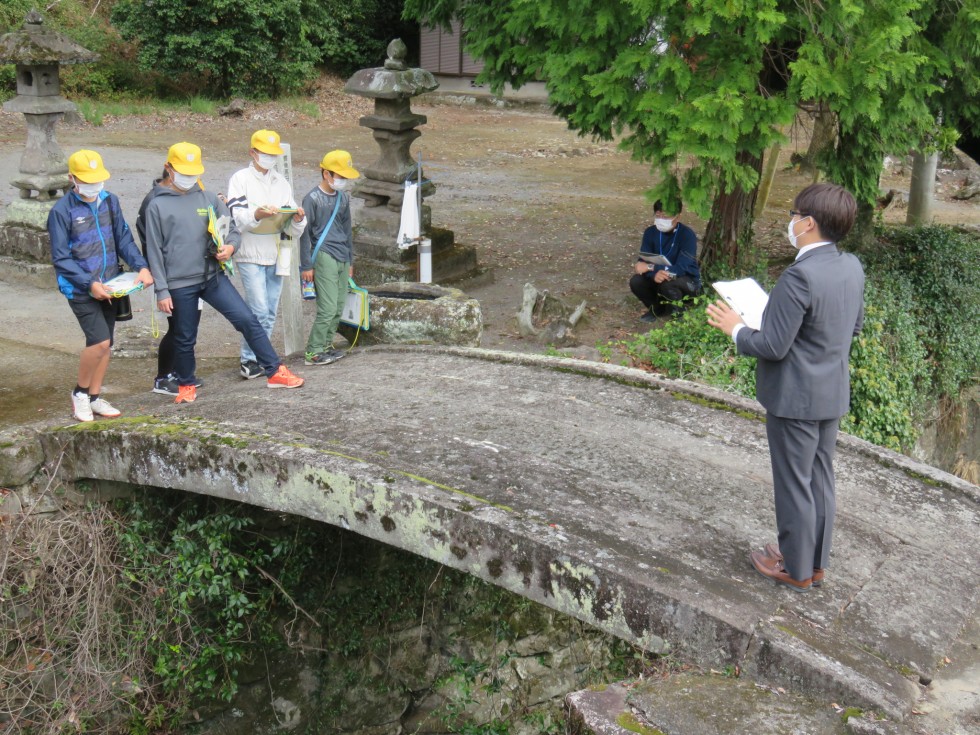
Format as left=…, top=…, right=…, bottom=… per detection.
left=267, top=364, right=304, bottom=389
left=175, top=384, right=197, bottom=403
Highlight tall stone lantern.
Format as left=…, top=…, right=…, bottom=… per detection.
left=343, top=39, right=478, bottom=284
left=0, top=12, right=97, bottom=261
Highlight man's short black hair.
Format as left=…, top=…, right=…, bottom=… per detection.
left=653, top=199, right=683, bottom=215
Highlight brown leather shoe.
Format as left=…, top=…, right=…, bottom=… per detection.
left=762, top=543, right=825, bottom=587
left=750, top=550, right=812, bottom=592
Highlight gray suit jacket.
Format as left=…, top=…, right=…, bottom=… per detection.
left=736, top=244, right=865, bottom=420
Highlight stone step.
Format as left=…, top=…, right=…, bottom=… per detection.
left=565, top=674, right=903, bottom=735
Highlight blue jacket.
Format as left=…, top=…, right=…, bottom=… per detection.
left=48, top=189, right=147, bottom=301
left=639, top=221, right=700, bottom=286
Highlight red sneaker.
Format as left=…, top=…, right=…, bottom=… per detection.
left=267, top=365, right=304, bottom=389
left=175, top=385, right=197, bottom=404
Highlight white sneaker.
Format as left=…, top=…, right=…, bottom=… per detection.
left=89, top=397, right=121, bottom=418
left=71, top=391, right=93, bottom=422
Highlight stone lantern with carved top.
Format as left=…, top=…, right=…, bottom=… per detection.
left=0, top=11, right=97, bottom=240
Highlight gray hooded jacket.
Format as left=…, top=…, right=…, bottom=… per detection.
left=144, top=183, right=241, bottom=301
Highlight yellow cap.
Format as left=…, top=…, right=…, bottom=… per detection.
left=251, top=129, right=284, bottom=155
left=167, top=142, right=205, bottom=175
left=319, top=150, right=359, bottom=179
left=67, top=150, right=110, bottom=183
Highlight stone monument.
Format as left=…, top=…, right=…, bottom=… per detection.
left=344, top=39, right=479, bottom=284
left=0, top=12, right=97, bottom=275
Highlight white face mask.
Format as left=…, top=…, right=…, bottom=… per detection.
left=255, top=152, right=279, bottom=171
left=75, top=180, right=104, bottom=199
left=787, top=216, right=807, bottom=248
left=330, top=176, right=352, bottom=192
left=654, top=217, right=675, bottom=233
left=172, top=172, right=199, bottom=191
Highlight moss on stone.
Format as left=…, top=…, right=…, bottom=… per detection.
left=616, top=711, right=664, bottom=734
left=670, top=391, right=761, bottom=422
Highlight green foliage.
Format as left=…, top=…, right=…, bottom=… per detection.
left=109, top=0, right=414, bottom=97
left=405, top=0, right=980, bottom=262
left=862, top=226, right=980, bottom=399
left=840, top=280, right=928, bottom=451
left=115, top=491, right=314, bottom=702
left=617, top=295, right=757, bottom=398
left=110, top=0, right=318, bottom=97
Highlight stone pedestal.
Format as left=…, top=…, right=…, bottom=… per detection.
left=338, top=282, right=482, bottom=347
left=353, top=204, right=478, bottom=284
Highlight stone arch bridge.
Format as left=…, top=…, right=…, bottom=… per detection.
left=16, top=347, right=979, bottom=723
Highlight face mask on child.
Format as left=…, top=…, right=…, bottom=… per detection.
left=331, top=176, right=352, bottom=192
left=255, top=152, right=279, bottom=171
left=172, top=172, right=199, bottom=191
left=75, top=180, right=104, bottom=199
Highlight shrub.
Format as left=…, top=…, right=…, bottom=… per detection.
left=110, top=0, right=415, bottom=98
left=840, top=280, right=929, bottom=451
left=863, top=226, right=980, bottom=400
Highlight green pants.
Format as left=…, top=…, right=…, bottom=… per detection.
left=306, top=251, right=349, bottom=354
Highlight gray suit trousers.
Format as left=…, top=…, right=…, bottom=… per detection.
left=766, top=414, right=840, bottom=582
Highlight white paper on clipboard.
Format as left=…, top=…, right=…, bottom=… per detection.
left=712, top=278, right=769, bottom=330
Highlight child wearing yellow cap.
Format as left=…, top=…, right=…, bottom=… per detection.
left=225, top=130, right=307, bottom=380
left=48, top=149, right=154, bottom=422
left=299, top=150, right=360, bottom=365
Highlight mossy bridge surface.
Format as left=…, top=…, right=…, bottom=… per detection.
left=38, top=346, right=979, bottom=721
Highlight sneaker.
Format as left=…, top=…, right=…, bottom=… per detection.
left=326, top=348, right=347, bottom=361
left=305, top=350, right=340, bottom=366
left=153, top=375, right=179, bottom=396
left=639, top=311, right=656, bottom=323
left=240, top=360, right=263, bottom=380
left=71, top=391, right=93, bottom=422
left=89, top=397, right=121, bottom=418
left=175, top=385, right=197, bottom=404
left=267, top=365, right=304, bottom=389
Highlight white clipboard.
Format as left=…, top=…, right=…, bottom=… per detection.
left=712, top=278, right=769, bottom=330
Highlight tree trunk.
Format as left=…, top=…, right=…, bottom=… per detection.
left=803, top=103, right=837, bottom=180
left=701, top=150, right=763, bottom=273
left=907, top=149, right=938, bottom=225
left=754, top=143, right=782, bottom=218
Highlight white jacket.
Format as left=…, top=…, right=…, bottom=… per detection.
left=226, top=163, right=307, bottom=265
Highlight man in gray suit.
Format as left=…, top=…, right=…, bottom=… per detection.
left=707, top=183, right=865, bottom=592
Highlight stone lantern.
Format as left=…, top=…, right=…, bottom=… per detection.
left=343, top=39, right=478, bottom=284
left=0, top=11, right=97, bottom=241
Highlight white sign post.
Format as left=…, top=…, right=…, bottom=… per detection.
left=276, top=142, right=304, bottom=356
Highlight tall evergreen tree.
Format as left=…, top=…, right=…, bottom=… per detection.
left=405, top=0, right=980, bottom=263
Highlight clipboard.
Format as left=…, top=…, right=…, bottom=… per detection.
left=638, top=253, right=672, bottom=267
left=251, top=208, right=299, bottom=235
left=712, top=278, right=769, bottom=330
left=102, top=272, right=144, bottom=297
left=340, top=278, right=370, bottom=330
